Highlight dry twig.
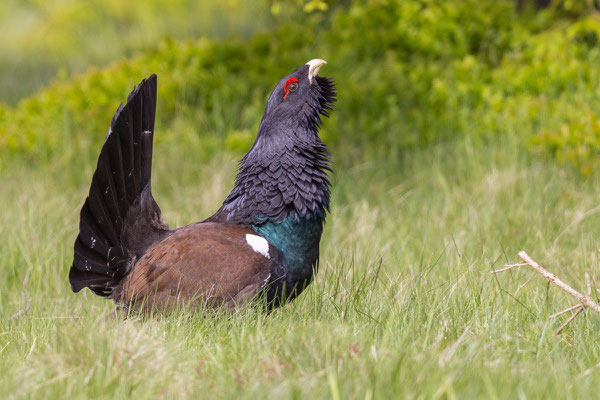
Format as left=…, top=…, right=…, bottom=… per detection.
left=490, top=263, right=527, bottom=274
left=556, top=307, right=584, bottom=335
left=495, top=251, right=600, bottom=335
left=549, top=304, right=583, bottom=320
left=517, top=251, right=600, bottom=313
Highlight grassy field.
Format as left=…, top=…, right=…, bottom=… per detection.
left=2, top=131, right=600, bottom=398
left=3, top=0, right=600, bottom=398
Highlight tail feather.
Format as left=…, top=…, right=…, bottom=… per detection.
left=69, top=74, right=169, bottom=297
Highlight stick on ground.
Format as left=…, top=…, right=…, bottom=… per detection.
left=492, top=251, right=600, bottom=335
left=516, top=251, right=600, bottom=314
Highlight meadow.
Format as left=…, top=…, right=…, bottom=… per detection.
left=2, top=1, right=600, bottom=398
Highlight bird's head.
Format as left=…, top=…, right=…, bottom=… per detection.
left=257, top=59, right=336, bottom=138
left=216, top=60, right=336, bottom=225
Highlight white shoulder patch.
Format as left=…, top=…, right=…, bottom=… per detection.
left=245, top=234, right=271, bottom=259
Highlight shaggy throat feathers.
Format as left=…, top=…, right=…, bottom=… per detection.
left=215, top=59, right=337, bottom=226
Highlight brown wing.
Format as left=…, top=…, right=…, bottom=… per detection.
left=113, top=222, right=276, bottom=312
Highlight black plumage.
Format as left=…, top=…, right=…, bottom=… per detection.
left=70, top=75, right=169, bottom=297
left=211, top=75, right=335, bottom=225
left=69, top=60, right=336, bottom=311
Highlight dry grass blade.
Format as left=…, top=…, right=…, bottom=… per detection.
left=9, top=298, right=32, bottom=320
left=556, top=306, right=584, bottom=335
left=514, top=274, right=535, bottom=296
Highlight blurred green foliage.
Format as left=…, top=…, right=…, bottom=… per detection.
left=548, top=0, right=600, bottom=17
left=1, top=0, right=600, bottom=173
left=0, top=0, right=272, bottom=103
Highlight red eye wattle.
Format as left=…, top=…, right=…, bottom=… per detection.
left=284, top=77, right=299, bottom=99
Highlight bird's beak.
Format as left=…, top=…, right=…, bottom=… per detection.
left=306, top=59, right=327, bottom=85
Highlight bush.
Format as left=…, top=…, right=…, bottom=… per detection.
left=0, top=0, right=272, bottom=103
left=1, top=0, right=599, bottom=173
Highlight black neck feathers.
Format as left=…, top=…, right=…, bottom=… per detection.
left=212, top=75, right=336, bottom=226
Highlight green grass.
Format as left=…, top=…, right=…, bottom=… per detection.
left=2, top=1, right=600, bottom=397
left=2, top=132, right=600, bottom=398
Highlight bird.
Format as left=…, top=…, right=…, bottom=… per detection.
left=68, top=59, right=336, bottom=313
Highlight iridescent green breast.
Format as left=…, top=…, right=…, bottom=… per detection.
left=253, top=215, right=323, bottom=283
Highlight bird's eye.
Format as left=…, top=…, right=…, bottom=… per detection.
left=284, top=77, right=299, bottom=99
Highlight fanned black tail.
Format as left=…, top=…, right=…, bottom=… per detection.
left=69, top=74, right=169, bottom=297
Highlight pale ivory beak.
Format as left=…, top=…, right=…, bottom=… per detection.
left=306, top=59, right=327, bottom=85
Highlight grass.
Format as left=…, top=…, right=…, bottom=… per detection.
left=2, top=129, right=600, bottom=398
left=2, top=1, right=599, bottom=397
